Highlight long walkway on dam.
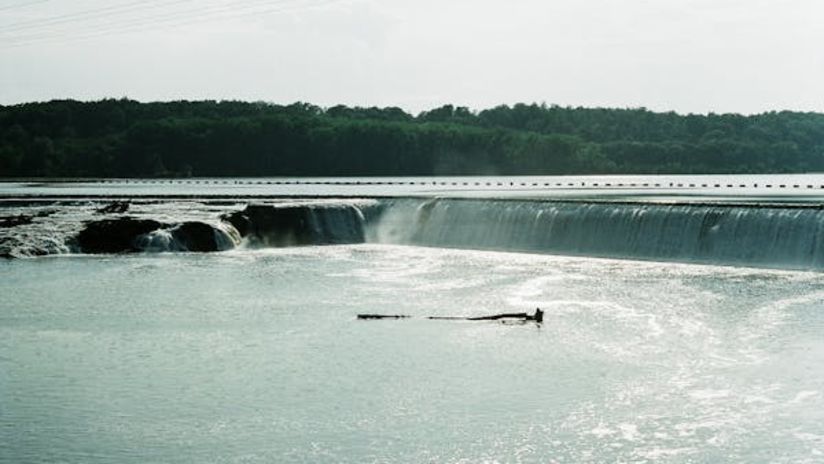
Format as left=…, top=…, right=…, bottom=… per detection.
left=4, top=174, right=824, bottom=203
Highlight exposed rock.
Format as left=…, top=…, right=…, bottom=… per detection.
left=0, top=237, right=11, bottom=259
left=171, top=222, right=221, bottom=252
left=221, top=207, right=253, bottom=237
left=0, top=215, right=33, bottom=228
left=222, top=204, right=315, bottom=246
left=95, top=201, right=130, bottom=214
left=0, top=235, right=62, bottom=258
left=75, top=217, right=164, bottom=253
left=221, top=204, right=365, bottom=247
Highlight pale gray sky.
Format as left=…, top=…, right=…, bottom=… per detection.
left=1, top=0, right=822, bottom=114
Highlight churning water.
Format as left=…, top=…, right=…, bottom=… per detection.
left=3, top=248, right=824, bottom=463
left=2, top=177, right=824, bottom=462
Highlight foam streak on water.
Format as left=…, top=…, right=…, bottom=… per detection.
left=2, top=247, right=824, bottom=462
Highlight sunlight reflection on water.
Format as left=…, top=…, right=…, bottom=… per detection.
left=2, top=246, right=824, bottom=462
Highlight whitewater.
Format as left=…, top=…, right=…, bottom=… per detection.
left=2, top=176, right=824, bottom=463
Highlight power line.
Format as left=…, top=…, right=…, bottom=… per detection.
left=0, top=0, right=348, bottom=49
left=0, top=0, right=199, bottom=33
left=0, top=0, right=256, bottom=45
left=1, top=0, right=314, bottom=38
left=99, top=0, right=313, bottom=35
left=0, top=0, right=50, bottom=13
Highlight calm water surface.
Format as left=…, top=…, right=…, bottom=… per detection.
left=2, top=246, right=824, bottom=462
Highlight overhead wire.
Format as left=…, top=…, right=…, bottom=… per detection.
left=0, top=0, right=349, bottom=49
left=105, top=0, right=340, bottom=34
left=0, top=0, right=200, bottom=33
left=0, top=0, right=50, bottom=13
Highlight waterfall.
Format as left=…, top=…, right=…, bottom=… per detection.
left=368, top=198, right=824, bottom=269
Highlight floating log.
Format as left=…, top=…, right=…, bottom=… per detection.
left=362, top=309, right=544, bottom=323
left=357, top=314, right=411, bottom=320
left=467, top=312, right=529, bottom=321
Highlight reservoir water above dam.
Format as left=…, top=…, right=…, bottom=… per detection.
left=2, top=175, right=824, bottom=463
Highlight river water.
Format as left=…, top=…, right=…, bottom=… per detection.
left=2, top=178, right=824, bottom=462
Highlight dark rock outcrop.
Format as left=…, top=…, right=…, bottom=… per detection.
left=75, top=218, right=232, bottom=254
left=95, top=201, right=130, bottom=214
left=222, top=204, right=365, bottom=247
left=171, top=222, right=221, bottom=252
left=0, top=215, right=33, bottom=228
left=0, top=237, right=11, bottom=259
left=0, top=235, right=61, bottom=259
left=75, top=217, right=164, bottom=253
left=222, top=205, right=313, bottom=246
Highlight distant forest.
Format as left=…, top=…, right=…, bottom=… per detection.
left=1, top=99, right=824, bottom=177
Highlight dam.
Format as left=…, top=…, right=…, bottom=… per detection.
left=4, top=174, right=824, bottom=270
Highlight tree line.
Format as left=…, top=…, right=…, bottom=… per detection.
left=1, top=99, right=823, bottom=177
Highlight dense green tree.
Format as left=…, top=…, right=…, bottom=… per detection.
left=1, top=99, right=823, bottom=177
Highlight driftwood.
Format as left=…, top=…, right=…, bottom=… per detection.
left=468, top=312, right=529, bottom=321
left=357, top=314, right=411, bottom=320
left=360, top=309, right=543, bottom=323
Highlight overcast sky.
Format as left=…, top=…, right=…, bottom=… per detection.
left=0, top=0, right=822, bottom=114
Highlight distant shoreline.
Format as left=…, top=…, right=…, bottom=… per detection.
left=3, top=100, right=824, bottom=178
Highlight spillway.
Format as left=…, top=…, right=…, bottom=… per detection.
left=369, top=198, right=824, bottom=270
left=3, top=189, right=824, bottom=270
